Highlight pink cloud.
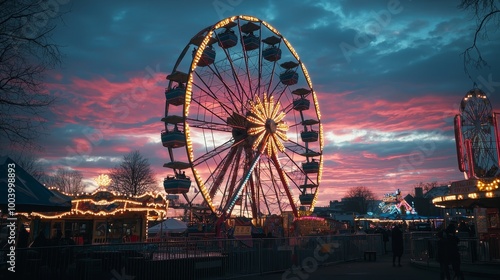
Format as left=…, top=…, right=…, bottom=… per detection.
left=40, top=74, right=467, bottom=209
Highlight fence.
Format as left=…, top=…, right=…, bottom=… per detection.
left=1, top=234, right=383, bottom=280
left=3, top=232, right=499, bottom=279
left=408, top=232, right=499, bottom=264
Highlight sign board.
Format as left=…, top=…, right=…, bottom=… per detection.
left=450, top=179, right=478, bottom=194
left=233, top=225, right=252, bottom=247
left=234, top=225, right=251, bottom=236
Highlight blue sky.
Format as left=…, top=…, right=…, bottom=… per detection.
left=12, top=0, right=500, bottom=207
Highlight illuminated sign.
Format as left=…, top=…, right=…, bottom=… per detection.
left=450, top=179, right=477, bottom=194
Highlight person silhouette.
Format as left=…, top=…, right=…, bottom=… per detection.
left=18, top=225, right=30, bottom=248
left=391, top=224, right=404, bottom=267
left=446, top=224, right=464, bottom=280
left=437, top=230, right=451, bottom=280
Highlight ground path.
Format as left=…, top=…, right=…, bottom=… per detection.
left=235, top=252, right=496, bottom=280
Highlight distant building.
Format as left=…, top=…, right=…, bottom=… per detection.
left=413, top=185, right=449, bottom=217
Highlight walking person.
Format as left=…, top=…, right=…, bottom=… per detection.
left=391, top=224, right=404, bottom=267
left=446, top=224, right=464, bottom=280
left=437, top=230, right=451, bottom=280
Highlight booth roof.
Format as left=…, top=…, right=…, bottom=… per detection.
left=0, top=156, right=72, bottom=212
left=148, top=218, right=187, bottom=234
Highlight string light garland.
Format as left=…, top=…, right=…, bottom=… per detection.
left=432, top=177, right=500, bottom=205
left=24, top=189, right=169, bottom=220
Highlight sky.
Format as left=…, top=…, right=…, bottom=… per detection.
left=6, top=0, right=500, bottom=207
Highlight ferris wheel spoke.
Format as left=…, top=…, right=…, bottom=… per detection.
left=192, top=73, right=238, bottom=117
left=284, top=140, right=321, bottom=157
left=264, top=43, right=282, bottom=95
left=281, top=149, right=317, bottom=185
left=254, top=158, right=277, bottom=215
left=265, top=161, right=285, bottom=214
left=463, top=108, right=476, bottom=123
left=255, top=39, right=263, bottom=98
left=216, top=42, right=252, bottom=106
left=204, top=61, right=246, bottom=110
left=207, top=145, right=240, bottom=202
left=266, top=76, right=285, bottom=98
left=221, top=150, right=262, bottom=216
left=283, top=101, right=304, bottom=116
left=269, top=153, right=298, bottom=216
left=247, top=173, right=259, bottom=217
left=187, top=118, right=242, bottom=132
left=237, top=20, right=261, bottom=101
left=220, top=146, right=245, bottom=213
left=192, top=139, right=234, bottom=167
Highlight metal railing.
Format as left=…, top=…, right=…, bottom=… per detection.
left=408, top=231, right=499, bottom=264
left=8, top=232, right=498, bottom=279
left=1, top=234, right=384, bottom=280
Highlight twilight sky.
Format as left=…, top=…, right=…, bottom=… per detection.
left=11, top=0, right=500, bottom=206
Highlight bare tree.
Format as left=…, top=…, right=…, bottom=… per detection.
left=47, top=168, right=85, bottom=195
left=413, top=181, right=439, bottom=193
left=0, top=1, right=68, bottom=148
left=110, top=150, right=157, bottom=195
left=10, top=152, right=45, bottom=181
left=459, top=0, right=500, bottom=77
left=342, top=186, right=376, bottom=214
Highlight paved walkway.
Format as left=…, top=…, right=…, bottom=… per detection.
left=412, top=257, right=500, bottom=279
left=235, top=253, right=499, bottom=280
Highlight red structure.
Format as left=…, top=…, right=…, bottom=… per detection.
left=454, top=88, right=500, bottom=179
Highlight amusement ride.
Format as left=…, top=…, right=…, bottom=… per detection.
left=160, top=15, right=323, bottom=232
left=454, top=88, right=500, bottom=180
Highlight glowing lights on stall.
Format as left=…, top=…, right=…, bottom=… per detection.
left=468, top=193, right=478, bottom=199
left=25, top=188, right=169, bottom=221
left=477, top=178, right=500, bottom=191
left=432, top=177, right=499, bottom=206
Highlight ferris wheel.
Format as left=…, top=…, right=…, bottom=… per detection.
left=454, top=88, right=500, bottom=179
left=161, top=15, right=323, bottom=221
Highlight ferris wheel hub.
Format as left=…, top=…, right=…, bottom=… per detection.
left=265, top=119, right=277, bottom=133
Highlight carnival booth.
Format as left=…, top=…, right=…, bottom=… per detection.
left=148, top=218, right=187, bottom=237
left=292, top=216, right=330, bottom=236
left=432, top=179, right=500, bottom=259
left=22, top=189, right=169, bottom=245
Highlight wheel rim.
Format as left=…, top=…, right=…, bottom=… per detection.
left=163, top=15, right=323, bottom=220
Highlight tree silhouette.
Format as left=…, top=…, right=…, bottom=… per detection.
left=110, top=150, right=157, bottom=195
left=459, top=0, right=500, bottom=77
left=413, top=181, right=439, bottom=194
left=343, top=186, right=376, bottom=214
left=0, top=1, right=68, bottom=148
left=47, top=168, right=85, bottom=195
left=10, top=152, right=46, bottom=181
